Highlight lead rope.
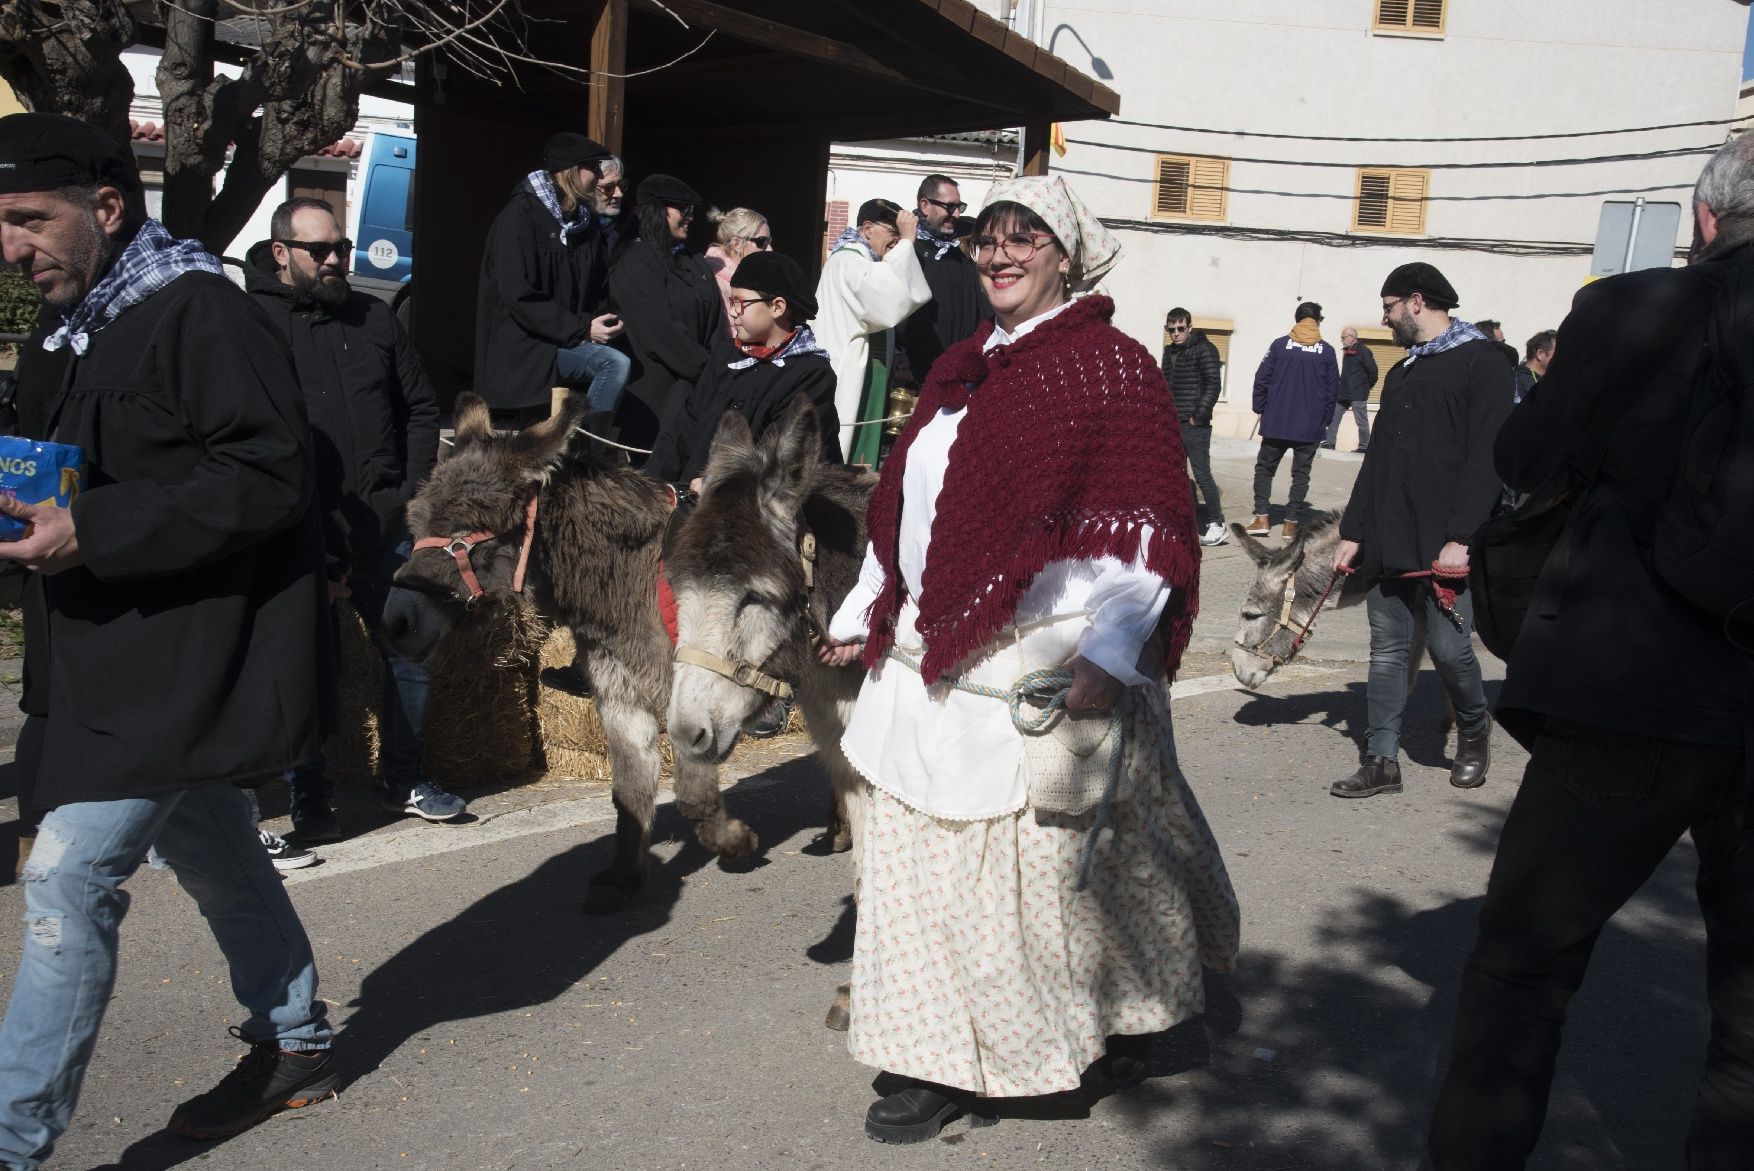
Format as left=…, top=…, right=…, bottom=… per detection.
left=884, top=648, right=1125, bottom=891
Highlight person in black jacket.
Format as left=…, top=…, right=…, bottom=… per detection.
left=1332, top=263, right=1511, bottom=799
left=476, top=133, right=627, bottom=429
left=247, top=198, right=464, bottom=837
left=1322, top=326, right=1377, bottom=452
left=646, top=250, right=840, bottom=486
left=1428, top=138, right=1754, bottom=1171
left=0, top=114, right=335, bottom=1160
left=896, top=174, right=991, bottom=383
left=609, top=173, right=729, bottom=455
left=1161, top=306, right=1226, bottom=545
left=1512, top=329, right=1555, bottom=404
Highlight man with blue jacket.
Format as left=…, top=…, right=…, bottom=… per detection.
left=1247, top=301, right=1339, bottom=537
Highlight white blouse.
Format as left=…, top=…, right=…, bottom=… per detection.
left=828, top=298, right=1173, bottom=820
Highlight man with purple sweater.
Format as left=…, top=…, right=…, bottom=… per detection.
left=1247, top=301, right=1339, bottom=538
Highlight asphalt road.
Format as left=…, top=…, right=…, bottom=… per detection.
left=0, top=440, right=1713, bottom=1170
left=0, top=649, right=1712, bottom=1171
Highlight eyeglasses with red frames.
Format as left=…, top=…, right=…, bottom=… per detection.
left=276, top=238, right=352, bottom=265
left=973, top=232, right=1059, bottom=265
left=727, top=295, right=774, bottom=315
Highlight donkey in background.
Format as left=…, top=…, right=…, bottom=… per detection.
left=382, top=394, right=758, bottom=914
left=1231, top=510, right=1453, bottom=733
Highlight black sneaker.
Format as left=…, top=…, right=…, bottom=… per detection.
left=744, top=696, right=791, bottom=740
left=380, top=777, right=467, bottom=822
left=168, top=1028, right=339, bottom=1140
left=291, top=806, right=343, bottom=845
left=258, top=829, right=317, bottom=871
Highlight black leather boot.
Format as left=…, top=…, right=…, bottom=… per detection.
left=1330, top=755, right=1403, bottom=798
left=1450, top=715, right=1493, bottom=789
left=865, top=1080, right=993, bottom=1144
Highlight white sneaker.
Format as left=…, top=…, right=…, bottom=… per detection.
left=1200, top=521, right=1229, bottom=547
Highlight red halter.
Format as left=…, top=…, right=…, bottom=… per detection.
left=411, top=492, right=540, bottom=609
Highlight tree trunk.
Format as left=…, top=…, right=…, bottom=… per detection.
left=0, top=0, right=134, bottom=144
left=155, top=0, right=224, bottom=242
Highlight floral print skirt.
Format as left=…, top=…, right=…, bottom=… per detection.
left=847, top=759, right=1239, bottom=1097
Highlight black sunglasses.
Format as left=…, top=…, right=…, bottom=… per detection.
left=277, top=238, right=352, bottom=264
left=739, top=235, right=772, bottom=249
left=924, top=197, right=968, bottom=214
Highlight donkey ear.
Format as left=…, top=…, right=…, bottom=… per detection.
left=506, top=391, right=586, bottom=477
left=454, top=394, right=494, bottom=450
left=757, top=396, right=822, bottom=531
left=1230, top=523, right=1278, bottom=566
left=705, top=409, right=756, bottom=470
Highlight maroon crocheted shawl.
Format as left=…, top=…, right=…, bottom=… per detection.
left=860, top=294, right=1200, bottom=680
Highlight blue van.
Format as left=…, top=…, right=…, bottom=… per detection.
left=348, top=130, right=416, bottom=303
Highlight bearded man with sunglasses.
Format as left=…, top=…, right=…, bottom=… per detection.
left=897, top=174, right=990, bottom=385
left=245, top=198, right=463, bottom=835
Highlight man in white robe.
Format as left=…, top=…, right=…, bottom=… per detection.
left=813, top=198, right=931, bottom=464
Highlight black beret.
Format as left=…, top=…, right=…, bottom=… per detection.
left=856, top=198, right=901, bottom=229
left=728, top=251, right=817, bottom=321
left=0, top=112, right=139, bottom=195
left=1381, top=261, right=1459, bottom=310
left=637, top=173, right=702, bottom=207
left=542, top=133, right=610, bottom=173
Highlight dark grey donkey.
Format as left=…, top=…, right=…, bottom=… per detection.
left=664, top=401, right=874, bottom=1030
left=382, top=394, right=757, bottom=914
left=1229, top=509, right=1451, bottom=731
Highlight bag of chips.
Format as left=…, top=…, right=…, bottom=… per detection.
left=0, top=436, right=86, bottom=541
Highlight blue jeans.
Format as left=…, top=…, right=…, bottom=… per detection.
left=0, top=785, right=329, bottom=1168
left=293, top=538, right=429, bottom=813
left=554, top=342, right=631, bottom=413
left=1364, top=577, right=1489, bottom=760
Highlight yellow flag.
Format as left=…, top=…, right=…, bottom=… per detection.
left=1050, top=122, right=1067, bottom=157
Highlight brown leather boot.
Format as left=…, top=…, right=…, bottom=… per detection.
left=1330, top=755, right=1403, bottom=798
left=1450, top=715, right=1493, bottom=789
left=1281, top=520, right=1298, bottom=539
left=1245, top=514, right=1271, bottom=535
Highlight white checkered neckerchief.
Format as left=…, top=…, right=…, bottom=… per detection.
left=43, top=220, right=225, bottom=356
left=526, top=170, right=591, bottom=243
left=1401, top=318, right=1486, bottom=368
left=725, top=323, right=828, bottom=370
left=917, top=223, right=959, bottom=260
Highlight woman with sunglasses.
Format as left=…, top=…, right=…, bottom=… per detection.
left=607, top=173, right=729, bottom=455
left=817, top=175, right=1239, bottom=1144
left=703, top=207, right=774, bottom=338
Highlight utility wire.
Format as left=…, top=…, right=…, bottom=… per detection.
left=1064, top=138, right=1722, bottom=170
left=1053, top=166, right=1694, bottom=203
left=1101, top=115, right=1745, bottom=144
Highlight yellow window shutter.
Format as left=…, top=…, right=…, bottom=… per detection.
left=1356, top=170, right=1392, bottom=229
left=1188, top=156, right=1228, bottom=221
left=1376, top=0, right=1411, bottom=28
left=1412, top=0, right=1446, bottom=31
left=1155, top=156, right=1191, bottom=217
left=1388, top=169, right=1429, bottom=234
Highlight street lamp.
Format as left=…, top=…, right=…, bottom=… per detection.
left=1047, top=23, right=1113, bottom=80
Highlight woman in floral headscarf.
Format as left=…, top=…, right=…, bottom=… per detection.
left=819, top=175, right=1240, bottom=1143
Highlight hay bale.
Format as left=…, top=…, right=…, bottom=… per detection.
left=328, top=600, right=628, bottom=789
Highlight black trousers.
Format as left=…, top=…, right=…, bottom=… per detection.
left=1429, top=717, right=1754, bottom=1169
left=1180, top=418, right=1223, bottom=527
left=1252, top=437, right=1316, bottom=521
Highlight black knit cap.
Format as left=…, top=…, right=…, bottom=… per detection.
left=541, top=133, right=610, bottom=173
left=637, top=173, right=702, bottom=207
left=0, top=112, right=139, bottom=195
left=1381, top=261, right=1459, bottom=310
left=729, top=251, right=818, bottom=321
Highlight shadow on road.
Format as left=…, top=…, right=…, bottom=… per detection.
left=1118, top=813, right=1708, bottom=1170
left=1232, top=677, right=1503, bottom=771
left=94, top=755, right=835, bottom=1171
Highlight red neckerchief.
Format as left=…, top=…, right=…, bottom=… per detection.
left=733, top=329, right=797, bottom=363
left=861, top=295, right=1200, bottom=681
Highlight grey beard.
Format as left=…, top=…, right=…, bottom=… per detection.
left=1390, top=317, right=1422, bottom=348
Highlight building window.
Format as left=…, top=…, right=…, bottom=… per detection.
left=1353, top=167, right=1429, bottom=235
left=1373, top=0, right=1446, bottom=36
left=1356, top=327, right=1403, bottom=404
left=1152, top=154, right=1229, bottom=222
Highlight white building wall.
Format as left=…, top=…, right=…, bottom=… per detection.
left=837, top=0, right=1749, bottom=436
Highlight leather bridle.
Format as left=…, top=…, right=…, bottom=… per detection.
left=673, top=528, right=823, bottom=702
left=1234, top=559, right=1343, bottom=668
left=411, top=492, right=540, bottom=610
